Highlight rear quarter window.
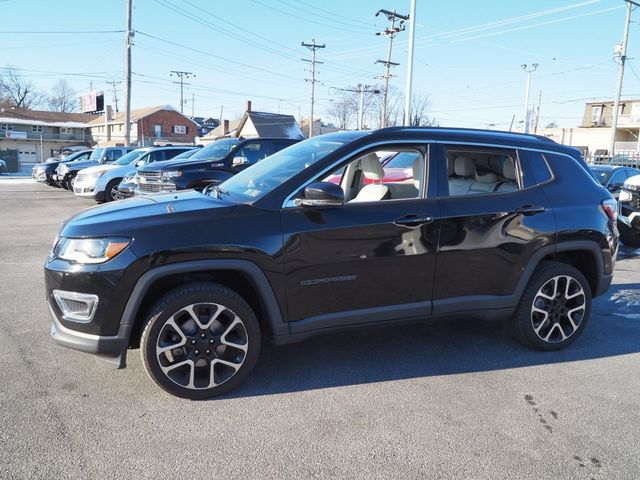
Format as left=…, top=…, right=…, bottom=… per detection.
left=518, top=150, right=552, bottom=187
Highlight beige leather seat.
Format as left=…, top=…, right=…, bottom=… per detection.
left=350, top=154, right=389, bottom=203
left=497, top=157, right=518, bottom=192
left=448, top=156, right=476, bottom=196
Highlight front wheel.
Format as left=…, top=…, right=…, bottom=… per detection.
left=510, top=261, right=591, bottom=350
left=65, top=174, right=76, bottom=191
left=140, top=283, right=261, bottom=399
left=105, top=178, right=125, bottom=202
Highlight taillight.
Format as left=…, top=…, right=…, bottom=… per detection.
left=601, top=198, right=617, bottom=221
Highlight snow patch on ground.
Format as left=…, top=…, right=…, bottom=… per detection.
left=611, top=289, right=640, bottom=307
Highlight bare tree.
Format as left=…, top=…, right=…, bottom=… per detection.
left=404, top=94, right=438, bottom=127
left=327, top=91, right=358, bottom=130
left=0, top=68, right=43, bottom=109
left=48, top=80, right=76, bottom=112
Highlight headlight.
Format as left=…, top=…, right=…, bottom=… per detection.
left=57, top=237, right=131, bottom=264
left=89, top=171, right=107, bottom=178
left=163, top=170, right=182, bottom=178
left=123, top=176, right=137, bottom=183
left=58, top=164, right=69, bottom=174
left=619, top=189, right=633, bottom=202
left=623, top=183, right=640, bottom=192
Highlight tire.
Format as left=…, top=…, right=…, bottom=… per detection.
left=105, top=178, right=124, bottom=202
left=140, top=282, right=261, bottom=399
left=618, top=221, right=640, bottom=247
left=65, top=174, right=76, bottom=191
left=510, top=261, right=591, bottom=351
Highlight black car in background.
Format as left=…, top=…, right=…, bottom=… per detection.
left=32, top=150, right=92, bottom=186
left=46, top=127, right=618, bottom=399
left=117, top=147, right=202, bottom=198
left=588, top=164, right=640, bottom=198
left=135, top=137, right=299, bottom=195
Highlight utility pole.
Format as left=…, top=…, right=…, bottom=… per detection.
left=403, top=0, right=417, bottom=126
left=610, top=0, right=638, bottom=156
left=191, top=93, right=195, bottom=118
left=107, top=80, right=121, bottom=112
left=302, top=39, right=325, bottom=137
left=124, top=0, right=133, bottom=146
left=376, top=8, right=407, bottom=128
left=521, top=63, right=538, bottom=134
left=170, top=71, right=195, bottom=114
left=533, top=90, right=542, bottom=134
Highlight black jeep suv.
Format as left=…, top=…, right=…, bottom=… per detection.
left=134, top=137, right=299, bottom=195
left=46, top=128, right=618, bottom=399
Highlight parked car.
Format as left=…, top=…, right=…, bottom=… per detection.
left=74, top=146, right=195, bottom=202
left=32, top=150, right=92, bottom=186
left=0, top=159, right=6, bottom=174
left=619, top=173, right=640, bottom=246
left=54, top=146, right=136, bottom=190
left=588, top=165, right=640, bottom=199
left=117, top=147, right=202, bottom=198
left=135, top=137, right=299, bottom=196
left=46, top=127, right=618, bottom=399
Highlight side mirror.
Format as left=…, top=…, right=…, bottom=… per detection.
left=136, top=159, right=146, bottom=167
left=232, top=156, right=248, bottom=167
left=295, top=181, right=344, bottom=208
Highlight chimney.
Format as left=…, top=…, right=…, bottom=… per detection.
left=245, top=100, right=252, bottom=112
left=222, top=119, right=229, bottom=135
left=105, top=105, right=113, bottom=142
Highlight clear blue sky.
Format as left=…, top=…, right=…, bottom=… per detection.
left=1, top=0, right=638, bottom=129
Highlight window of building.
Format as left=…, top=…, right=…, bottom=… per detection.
left=173, top=125, right=187, bottom=134
left=591, top=106, right=603, bottom=124
left=0, top=124, right=12, bottom=131
left=154, top=124, right=162, bottom=137
left=60, top=127, right=72, bottom=135
left=31, top=125, right=43, bottom=132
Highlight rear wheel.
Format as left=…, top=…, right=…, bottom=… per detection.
left=65, top=174, right=76, bottom=191
left=140, top=283, right=261, bottom=399
left=510, top=261, right=591, bottom=350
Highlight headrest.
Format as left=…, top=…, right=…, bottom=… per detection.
left=503, top=157, right=516, bottom=180
left=360, top=153, right=384, bottom=180
left=475, top=170, right=499, bottom=183
left=454, top=156, right=475, bottom=177
left=413, top=158, right=422, bottom=189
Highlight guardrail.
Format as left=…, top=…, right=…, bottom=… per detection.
left=587, top=154, right=640, bottom=167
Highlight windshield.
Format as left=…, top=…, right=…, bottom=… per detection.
left=190, top=138, right=240, bottom=161
left=172, top=148, right=199, bottom=160
left=384, top=151, right=417, bottom=169
left=589, top=167, right=610, bottom=186
left=112, top=149, right=147, bottom=166
left=218, top=137, right=348, bottom=203
left=88, top=148, right=105, bottom=161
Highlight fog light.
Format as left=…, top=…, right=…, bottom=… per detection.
left=52, top=290, right=99, bottom=323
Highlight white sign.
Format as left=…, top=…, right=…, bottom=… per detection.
left=5, top=131, right=27, bottom=139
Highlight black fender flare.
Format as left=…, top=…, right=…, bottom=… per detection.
left=121, top=259, right=287, bottom=334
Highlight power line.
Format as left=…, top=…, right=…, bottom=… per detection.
left=302, top=39, right=326, bottom=137
left=170, top=70, right=195, bottom=114
left=375, top=9, right=407, bottom=128
left=106, top=79, right=121, bottom=112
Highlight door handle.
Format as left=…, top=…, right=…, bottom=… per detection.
left=514, top=205, right=546, bottom=215
left=394, top=214, right=434, bottom=226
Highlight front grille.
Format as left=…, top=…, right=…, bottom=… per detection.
left=631, top=192, right=640, bottom=210
left=137, top=171, right=175, bottom=194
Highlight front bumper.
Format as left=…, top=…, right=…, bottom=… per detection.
left=49, top=305, right=128, bottom=368
left=73, top=176, right=101, bottom=198
left=32, top=169, right=47, bottom=182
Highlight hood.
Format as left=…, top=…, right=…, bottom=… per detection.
left=139, top=156, right=224, bottom=172
left=60, top=190, right=235, bottom=238
left=79, top=164, right=119, bottom=175
left=624, top=173, right=640, bottom=188
left=65, top=159, right=100, bottom=171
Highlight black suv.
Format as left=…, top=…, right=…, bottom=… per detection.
left=135, top=137, right=299, bottom=195
left=46, top=128, right=618, bottom=399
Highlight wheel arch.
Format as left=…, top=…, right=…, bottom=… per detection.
left=121, top=260, right=288, bottom=350
left=517, top=241, right=608, bottom=300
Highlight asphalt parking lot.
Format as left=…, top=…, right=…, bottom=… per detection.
left=1, top=180, right=639, bottom=480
